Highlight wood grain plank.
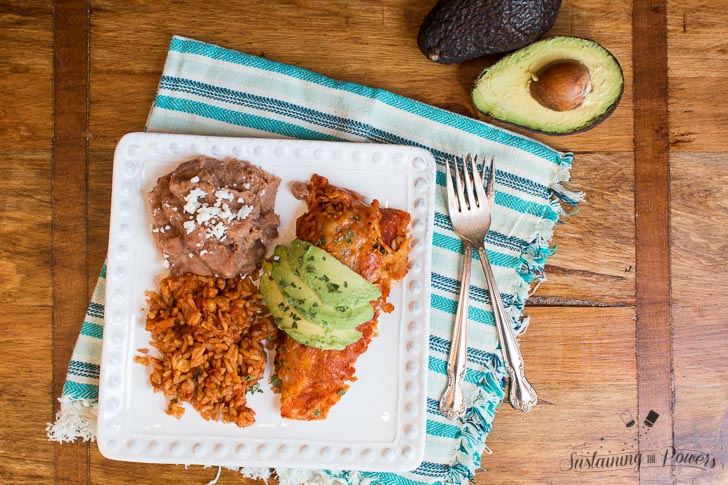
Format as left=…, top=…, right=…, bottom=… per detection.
left=632, top=1, right=674, bottom=483
left=0, top=1, right=54, bottom=483
left=0, top=1, right=54, bottom=147
left=534, top=152, right=635, bottom=307
left=0, top=306, right=55, bottom=483
left=668, top=1, right=728, bottom=152
left=670, top=153, right=728, bottom=484
left=0, top=149, right=53, bottom=304
left=482, top=307, right=638, bottom=484
left=87, top=147, right=114, bottom=292
left=52, top=0, right=91, bottom=483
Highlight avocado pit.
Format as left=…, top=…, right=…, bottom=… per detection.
left=530, top=61, right=592, bottom=112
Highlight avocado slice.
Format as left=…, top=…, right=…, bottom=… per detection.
left=418, top=0, right=562, bottom=64
left=260, top=261, right=362, bottom=350
left=472, top=36, right=624, bottom=134
left=270, top=246, right=375, bottom=330
left=287, top=240, right=382, bottom=309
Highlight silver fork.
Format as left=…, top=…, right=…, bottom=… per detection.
left=439, top=154, right=538, bottom=419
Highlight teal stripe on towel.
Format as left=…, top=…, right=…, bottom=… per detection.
left=153, top=95, right=342, bottom=141
left=169, top=36, right=563, bottom=164
left=80, top=321, right=103, bottom=339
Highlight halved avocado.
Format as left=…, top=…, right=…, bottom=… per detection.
left=472, top=36, right=624, bottom=134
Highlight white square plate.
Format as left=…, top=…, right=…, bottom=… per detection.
left=97, top=132, right=435, bottom=471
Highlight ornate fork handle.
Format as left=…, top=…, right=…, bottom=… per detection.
left=439, top=242, right=473, bottom=420
left=476, top=245, right=538, bottom=412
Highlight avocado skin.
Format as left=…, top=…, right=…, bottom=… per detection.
left=471, top=36, right=624, bottom=135
left=418, top=0, right=562, bottom=64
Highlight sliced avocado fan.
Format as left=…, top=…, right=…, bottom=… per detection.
left=472, top=36, right=624, bottom=134
left=260, top=260, right=362, bottom=350
left=269, top=245, right=375, bottom=330
left=287, top=240, right=381, bottom=308
left=258, top=240, right=382, bottom=350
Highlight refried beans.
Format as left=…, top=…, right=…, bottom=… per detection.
left=148, top=156, right=280, bottom=278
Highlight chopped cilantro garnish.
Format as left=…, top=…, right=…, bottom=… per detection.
left=271, top=374, right=281, bottom=388
left=247, top=382, right=260, bottom=394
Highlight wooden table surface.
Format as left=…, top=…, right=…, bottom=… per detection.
left=2, top=1, right=726, bottom=483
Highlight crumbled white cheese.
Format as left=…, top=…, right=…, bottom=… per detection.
left=215, top=189, right=234, bottom=201
left=200, top=250, right=208, bottom=256
left=260, top=189, right=266, bottom=196
left=190, top=176, right=200, bottom=183
left=209, top=221, right=227, bottom=241
left=184, top=188, right=207, bottom=214
left=195, top=206, right=217, bottom=224
left=161, top=258, right=170, bottom=268
left=243, top=182, right=250, bottom=190
left=219, top=203, right=235, bottom=222
left=237, top=205, right=253, bottom=220
left=183, top=220, right=196, bottom=234
left=179, top=184, right=256, bottom=243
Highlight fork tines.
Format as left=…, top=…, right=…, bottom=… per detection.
left=445, top=154, right=495, bottom=212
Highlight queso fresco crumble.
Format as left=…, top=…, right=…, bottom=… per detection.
left=148, top=156, right=281, bottom=278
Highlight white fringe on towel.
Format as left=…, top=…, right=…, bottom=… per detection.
left=46, top=397, right=98, bottom=443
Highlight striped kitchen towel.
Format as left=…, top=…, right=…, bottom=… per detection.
left=48, top=35, right=581, bottom=484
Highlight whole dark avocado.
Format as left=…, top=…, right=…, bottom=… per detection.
left=418, top=0, right=562, bottom=64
